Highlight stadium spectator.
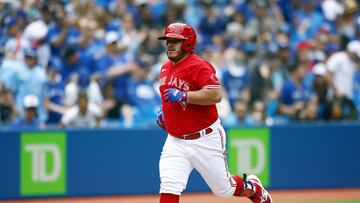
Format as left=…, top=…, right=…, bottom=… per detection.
left=44, top=58, right=66, bottom=126
left=0, top=84, right=16, bottom=125
left=245, top=0, right=285, bottom=54
left=311, top=63, right=333, bottom=119
left=46, top=4, right=81, bottom=58
left=298, top=96, right=320, bottom=122
left=248, top=100, right=267, bottom=125
left=278, top=61, right=310, bottom=120
left=326, top=40, right=360, bottom=100
left=250, top=53, right=279, bottom=105
left=0, top=41, right=24, bottom=91
left=2, top=15, right=29, bottom=62
left=137, top=28, right=165, bottom=66
left=1, top=0, right=360, bottom=128
left=336, top=0, right=359, bottom=46
left=326, top=96, right=358, bottom=121
left=221, top=47, right=250, bottom=108
left=198, top=3, right=227, bottom=46
left=125, top=60, right=161, bottom=128
left=271, top=32, right=291, bottom=92
left=7, top=48, right=47, bottom=124
left=290, top=0, right=326, bottom=45
left=10, top=94, right=41, bottom=129
left=61, top=46, right=97, bottom=106
left=60, top=46, right=95, bottom=88
left=296, top=40, right=314, bottom=68
left=60, top=90, right=103, bottom=128
left=118, top=13, right=147, bottom=61
left=101, top=81, right=126, bottom=127
left=223, top=98, right=253, bottom=126
left=23, top=20, right=49, bottom=67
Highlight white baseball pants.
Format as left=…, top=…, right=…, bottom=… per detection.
left=159, top=119, right=237, bottom=197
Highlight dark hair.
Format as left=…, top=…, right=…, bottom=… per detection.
left=61, top=46, right=77, bottom=60
left=289, top=60, right=306, bottom=73
left=77, top=91, right=88, bottom=101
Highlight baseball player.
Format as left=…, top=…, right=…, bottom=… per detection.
left=157, top=22, right=272, bottom=203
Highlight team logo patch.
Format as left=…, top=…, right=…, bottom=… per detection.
left=180, top=101, right=187, bottom=110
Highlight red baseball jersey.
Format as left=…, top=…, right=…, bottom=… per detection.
left=159, top=53, right=221, bottom=137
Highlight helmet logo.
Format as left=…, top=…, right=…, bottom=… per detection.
left=168, top=24, right=183, bottom=35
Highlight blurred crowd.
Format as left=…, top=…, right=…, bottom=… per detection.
left=0, top=0, right=360, bottom=129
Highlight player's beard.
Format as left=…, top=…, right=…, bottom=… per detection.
left=167, top=49, right=185, bottom=63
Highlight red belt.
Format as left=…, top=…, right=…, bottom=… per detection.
left=179, top=128, right=213, bottom=140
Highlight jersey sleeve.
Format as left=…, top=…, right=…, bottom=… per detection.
left=195, top=63, right=221, bottom=89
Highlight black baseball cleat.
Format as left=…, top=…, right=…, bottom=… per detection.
left=247, top=175, right=272, bottom=203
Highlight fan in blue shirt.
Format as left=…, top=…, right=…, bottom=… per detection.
left=93, top=31, right=133, bottom=103
left=279, top=62, right=312, bottom=120
left=60, top=46, right=95, bottom=89
left=44, top=58, right=66, bottom=125
left=125, top=61, right=161, bottom=127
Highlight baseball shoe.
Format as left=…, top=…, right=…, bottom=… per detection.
left=247, top=175, right=272, bottom=203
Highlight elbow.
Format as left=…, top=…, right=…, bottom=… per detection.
left=214, top=91, right=222, bottom=103
left=203, top=88, right=222, bottom=104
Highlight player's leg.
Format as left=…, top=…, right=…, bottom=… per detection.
left=159, top=135, right=194, bottom=203
left=231, top=174, right=273, bottom=202
left=191, top=124, right=272, bottom=202
left=246, top=174, right=273, bottom=203
left=190, top=124, right=241, bottom=198
left=224, top=127, right=272, bottom=202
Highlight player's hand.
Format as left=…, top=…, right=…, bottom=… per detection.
left=157, top=108, right=166, bottom=131
left=164, top=88, right=188, bottom=103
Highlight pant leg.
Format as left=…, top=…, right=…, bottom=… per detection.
left=159, top=135, right=194, bottom=195
left=190, top=124, right=237, bottom=198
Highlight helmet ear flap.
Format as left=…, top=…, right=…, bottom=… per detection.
left=181, top=34, right=196, bottom=52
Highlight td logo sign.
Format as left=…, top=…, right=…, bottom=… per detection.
left=227, top=128, right=270, bottom=187
left=21, top=132, right=66, bottom=196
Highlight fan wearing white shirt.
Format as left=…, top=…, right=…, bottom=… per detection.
left=326, top=40, right=360, bottom=99
left=60, top=91, right=103, bottom=128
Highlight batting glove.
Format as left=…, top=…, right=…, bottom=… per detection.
left=164, top=88, right=188, bottom=103
left=157, top=108, right=166, bottom=131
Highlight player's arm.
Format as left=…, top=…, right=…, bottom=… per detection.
left=164, top=87, right=222, bottom=105
left=187, top=87, right=222, bottom=105
left=164, top=65, right=222, bottom=105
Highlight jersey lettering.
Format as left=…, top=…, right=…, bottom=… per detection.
left=183, top=82, right=190, bottom=91
left=159, top=77, right=167, bottom=86
left=167, top=76, right=173, bottom=85
left=163, top=76, right=190, bottom=92
left=159, top=53, right=219, bottom=136
left=178, top=79, right=185, bottom=89
left=171, top=77, right=178, bottom=86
